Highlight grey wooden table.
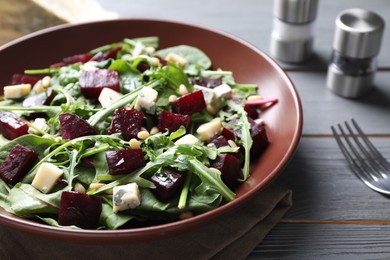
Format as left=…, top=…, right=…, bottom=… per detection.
left=93, top=0, right=390, bottom=258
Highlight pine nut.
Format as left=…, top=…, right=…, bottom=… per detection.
left=137, top=130, right=150, bottom=140
left=42, top=76, right=51, bottom=88
left=169, top=94, right=177, bottom=103
left=33, top=80, right=44, bottom=94
left=74, top=182, right=86, bottom=194
left=209, top=167, right=222, bottom=175
left=178, top=84, right=189, bottom=96
left=129, top=138, right=141, bottom=149
left=228, top=139, right=238, bottom=148
left=247, top=95, right=263, bottom=101
left=150, top=127, right=159, bottom=135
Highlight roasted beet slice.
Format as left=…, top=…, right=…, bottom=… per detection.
left=244, top=104, right=259, bottom=119
left=108, top=109, right=144, bottom=140
left=63, top=54, right=93, bottom=65
left=58, top=191, right=102, bottom=229
left=150, top=168, right=186, bottom=202
left=221, top=127, right=236, bottom=141
left=250, top=123, right=269, bottom=160
left=0, top=111, right=29, bottom=140
left=0, top=144, right=38, bottom=185
left=79, top=69, right=120, bottom=99
left=209, top=135, right=230, bottom=148
left=211, top=153, right=243, bottom=189
left=59, top=113, right=96, bottom=140
left=22, top=88, right=56, bottom=107
left=106, top=149, right=146, bottom=175
left=11, top=74, right=40, bottom=86
left=172, top=90, right=206, bottom=115
left=157, top=110, right=191, bottom=133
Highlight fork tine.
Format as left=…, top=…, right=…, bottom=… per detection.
left=331, top=125, right=377, bottom=183
left=351, top=118, right=390, bottom=170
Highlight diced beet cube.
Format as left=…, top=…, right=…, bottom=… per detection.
left=137, top=61, right=151, bottom=73
left=91, top=46, right=122, bottom=61
left=0, top=144, right=38, bottom=185
left=221, top=127, right=236, bottom=141
left=22, top=88, right=56, bottom=107
left=58, top=191, right=102, bottom=229
left=209, top=135, right=230, bottom=148
left=59, top=113, right=96, bottom=140
left=150, top=168, right=186, bottom=202
left=108, top=109, right=144, bottom=140
left=106, top=149, right=146, bottom=175
left=63, top=54, right=93, bottom=65
left=172, top=90, right=206, bottom=115
left=190, top=77, right=223, bottom=88
left=250, top=123, right=269, bottom=160
left=11, top=74, right=40, bottom=86
left=211, top=153, right=243, bottom=189
left=157, top=110, right=191, bottom=133
left=79, top=69, right=120, bottom=99
left=0, top=111, right=29, bottom=140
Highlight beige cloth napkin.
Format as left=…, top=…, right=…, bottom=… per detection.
left=0, top=184, right=291, bottom=260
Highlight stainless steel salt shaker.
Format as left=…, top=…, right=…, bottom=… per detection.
left=270, top=0, right=318, bottom=63
left=327, top=8, right=385, bottom=98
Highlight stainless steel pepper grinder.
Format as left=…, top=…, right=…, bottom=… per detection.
left=327, top=8, right=385, bottom=98
left=270, top=0, right=319, bottom=63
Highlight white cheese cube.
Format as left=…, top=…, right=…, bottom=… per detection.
left=82, top=61, right=99, bottom=71
left=135, top=86, right=158, bottom=114
left=165, top=53, right=187, bottom=67
left=98, top=88, right=123, bottom=108
left=196, top=118, right=223, bottom=141
left=32, top=162, right=63, bottom=193
left=28, top=118, right=49, bottom=135
left=4, top=84, right=31, bottom=99
left=214, top=83, right=232, bottom=99
left=174, top=134, right=200, bottom=145
left=113, top=183, right=141, bottom=213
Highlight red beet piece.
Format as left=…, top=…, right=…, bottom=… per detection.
left=221, top=127, right=236, bottom=141
left=190, top=77, right=223, bottom=88
left=172, top=90, right=206, bottom=115
left=0, top=111, right=29, bottom=140
left=58, top=191, right=102, bottom=229
left=209, top=135, right=229, bottom=148
left=79, top=69, right=120, bottom=99
left=59, top=113, right=96, bottom=140
left=22, top=88, right=56, bottom=107
left=64, top=54, right=93, bottom=65
left=108, top=109, right=144, bottom=140
left=91, top=46, right=122, bottom=61
left=150, top=168, right=186, bottom=202
left=244, top=104, right=259, bottom=119
left=11, top=74, right=40, bottom=86
left=106, top=148, right=146, bottom=175
left=157, top=110, right=191, bottom=133
left=250, top=123, right=269, bottom=160
left=211, top=153, right=243, bottom=189
left=0, top=144, right=38, bottom=185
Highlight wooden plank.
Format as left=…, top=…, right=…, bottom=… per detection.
left=95, top=0, right=390, bottom=69
left=288, top=71, right=390, bottom=135
left=275, top=137, right=390, bottom=220
left=248, top=224, right=390, bottom=259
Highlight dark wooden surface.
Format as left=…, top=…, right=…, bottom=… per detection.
left=3, top=0, right=390, bottom=258
left=93, top=0, right=390, bottom=258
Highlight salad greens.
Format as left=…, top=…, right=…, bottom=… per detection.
left=0, top=36, right=270, bottom=230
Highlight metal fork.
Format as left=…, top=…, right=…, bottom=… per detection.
left=331, top=118, right=390, bottom=195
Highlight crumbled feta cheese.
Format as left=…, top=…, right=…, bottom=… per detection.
left=195, top=85, right=217, bottom=105
left=134, top=86, right=158, bottom=114
left=32, top=162, right=63, bottom=194
left=28, top=118, right=49, bottom=135
left=82, top=61, right=99, bottom=71
left=113, top=183, right=141, bottom=213
left=98, top=88, right=123, bottom=107
left=4, top=84, right=31, bottom=99
left=196, top=118, right=223, bottom=141
left=174, top=134, right=199, bottom=145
